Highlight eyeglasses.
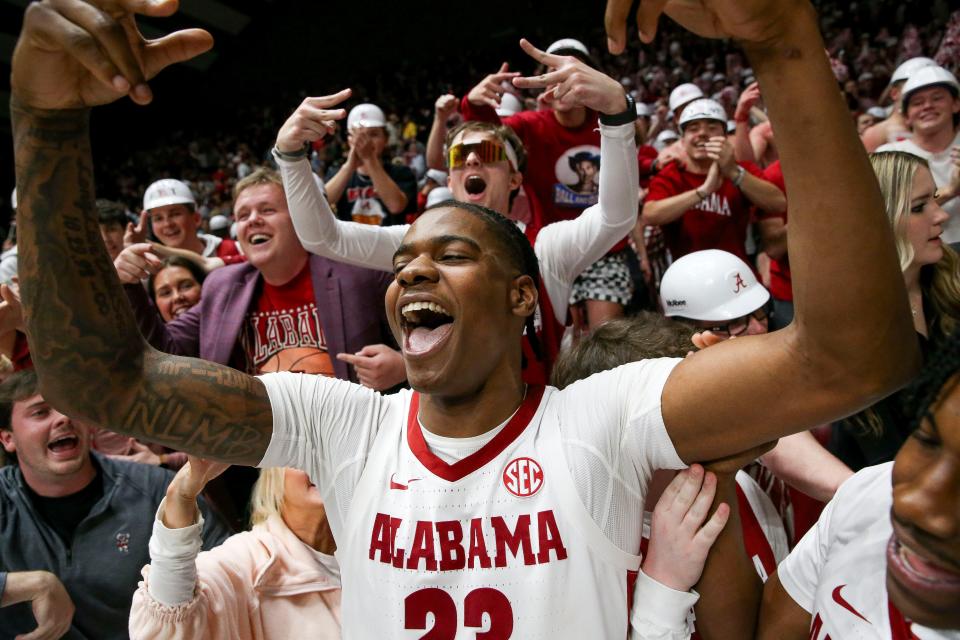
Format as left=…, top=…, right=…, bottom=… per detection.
left=448, top=140, right=509, bottom=169
left=703, top=307, right=769, bottom=337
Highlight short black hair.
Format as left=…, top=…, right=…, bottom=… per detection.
left=903, top=331, right=960, bottom=432
left=423, top=199, right=542, bottom=359
left=96, top=199, right=128, bottom=229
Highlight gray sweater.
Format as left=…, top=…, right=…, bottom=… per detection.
left=0, top=454, right=230, bottom=639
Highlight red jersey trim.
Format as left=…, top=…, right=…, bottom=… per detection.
left=406, top=385, right=545, bottom=482
left=888, top=600, right=918, bottom=640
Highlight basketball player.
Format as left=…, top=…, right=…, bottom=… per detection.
left=746, top=333, right=960, bottom=638
left=12, top=0, right=917, bottom=637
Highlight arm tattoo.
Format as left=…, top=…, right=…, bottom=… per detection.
left=12, top=98, right=273, bottom=464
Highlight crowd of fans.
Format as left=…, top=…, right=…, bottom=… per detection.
left=2, top=0, right=960, bottom=638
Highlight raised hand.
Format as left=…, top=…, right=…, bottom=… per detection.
left=512, top=39, right=626, bottom=115
left=735, top=82, right=761, bottom=122
left=434, top=94, right=459, bottom=121
left=942, top=146, right=960, bottom=204
left=124, top=210, right=149, bottom=247
left=276, top=90, right=352, bottom=154
left=605, top=0, right=809, bottom=53
left=467, top=62, right=520, bottom=110
left=642, top=465, right=730, bottom=591
left=162, top=454, right=230, bottom=529
left=11, top=0, right=214, bottom=109
left=0, top=283, right=24, bottom=335
left=703, top=136, right=737, bottom=176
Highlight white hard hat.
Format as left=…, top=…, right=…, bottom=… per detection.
left=901, top=66, right=960, bottom=112
left=678, top=98, right=727, bottom=131
left=496, top=93, right=524, bottom=117
left=209, top=214, right=230, bottom=231
left=547, top=38, right=590, bottom=59
left=425, top=169, right=448, bottom=185
left=9, top=188, right=16, bottom=211
left=890, top=57, right=937, bottom=85
left=347, top=103, right=386, bottom=129
left=425, top=187, right=454, bottom=209
left=143, top=179, right=195, bottom=211
left=669, top=83, right=704, bottom=113
left=653, top=129, right=679, bottom=151
left=636, top=102, right=653, bottom=118
left=660, top=250, right=769, bottom=321
left=866, top=106, right=889, bottom=119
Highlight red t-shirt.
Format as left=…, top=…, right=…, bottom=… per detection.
left=646, top=160, right=764, bottom=263
left=761, top=161, right=792, bottom=302
left=240, top=263, right=335, bottom=376
left=216, top=238, right=246, bottom=265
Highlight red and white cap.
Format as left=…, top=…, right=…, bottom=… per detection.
left=143, top=179, right=195, bottom=211
left=901, top=65, right=960, bottom=112
left=669, top=83, right=704, bottom=113
left=660, top=249, right=770, bottom=320
left=677, top=98, right=727, bottom=130
left=890, top=57, right=937, bottom=85
left=347, top=103, right=386, bottom=130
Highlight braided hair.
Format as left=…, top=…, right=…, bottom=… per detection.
left=423, top=199, right=543, bottom=359
left=902, top=331, right=960, bottom=432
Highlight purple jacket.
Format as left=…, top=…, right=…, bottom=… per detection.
left=125, top=255, right=394, bottom=381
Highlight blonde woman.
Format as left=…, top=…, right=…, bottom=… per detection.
left=129, top=459, right=340, bottom=639
left=832, top=150, right=960, bottom=469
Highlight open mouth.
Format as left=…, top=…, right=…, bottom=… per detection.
left=47, top=434, right=80, bottom=457
left=464, top=175, right=487, bottom=198
left=401, top=301, right=454, bottom=356
left=888, top=535, right=960, bottom=587
left=248, top=233, right=272, bottom=246
left=172, top=305, right=191, bottom=317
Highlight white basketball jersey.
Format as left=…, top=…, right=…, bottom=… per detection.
left=337, top=385, right=639, bottom=639
left=778, top=463, right=958, bottom=640
left=259, top=360, right=685, bottom=639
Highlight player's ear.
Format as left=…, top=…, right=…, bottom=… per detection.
left=510, top=274, right=537, bottom=319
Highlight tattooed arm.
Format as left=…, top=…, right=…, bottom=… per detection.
left=11, top=0, right=271, bottom=465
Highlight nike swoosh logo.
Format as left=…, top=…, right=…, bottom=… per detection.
left=389, top=473, right=422, bottom=491
left=832, top=585, right=870, bottom=623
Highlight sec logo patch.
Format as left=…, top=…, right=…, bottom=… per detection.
left=503, top=457, right=544, bottom=497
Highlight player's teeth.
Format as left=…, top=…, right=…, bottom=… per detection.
left=401, top=301, right=452, bottom=320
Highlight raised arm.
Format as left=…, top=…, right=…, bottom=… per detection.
left=510, top=42, right=639, bottom=320
left=12, top=0, right=272, bottom=466
left=609, top=0, right=919, bottom=462
left=535, top=121, right=638, bottom=316
left=276, top=96, right=407, bottom=272
left=426, top=94, right=458, bottom=170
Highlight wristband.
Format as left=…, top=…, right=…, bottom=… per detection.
left=599, top=93, right=637, bottom=127
left=272, top=143, right=310, bottom=162
left=732, top=166, right=746, bottom=188
left=694, top=187, right=705, bottom=201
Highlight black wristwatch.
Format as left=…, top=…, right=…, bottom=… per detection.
left=599, top=93, right=637, bottom=127
left=272, top=142, right=310, bottom=162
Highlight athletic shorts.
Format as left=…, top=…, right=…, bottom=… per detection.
left=569, top=250, right=634, bottom=307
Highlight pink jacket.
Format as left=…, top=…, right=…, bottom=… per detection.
left=129, top=516, right=341, bottom=639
